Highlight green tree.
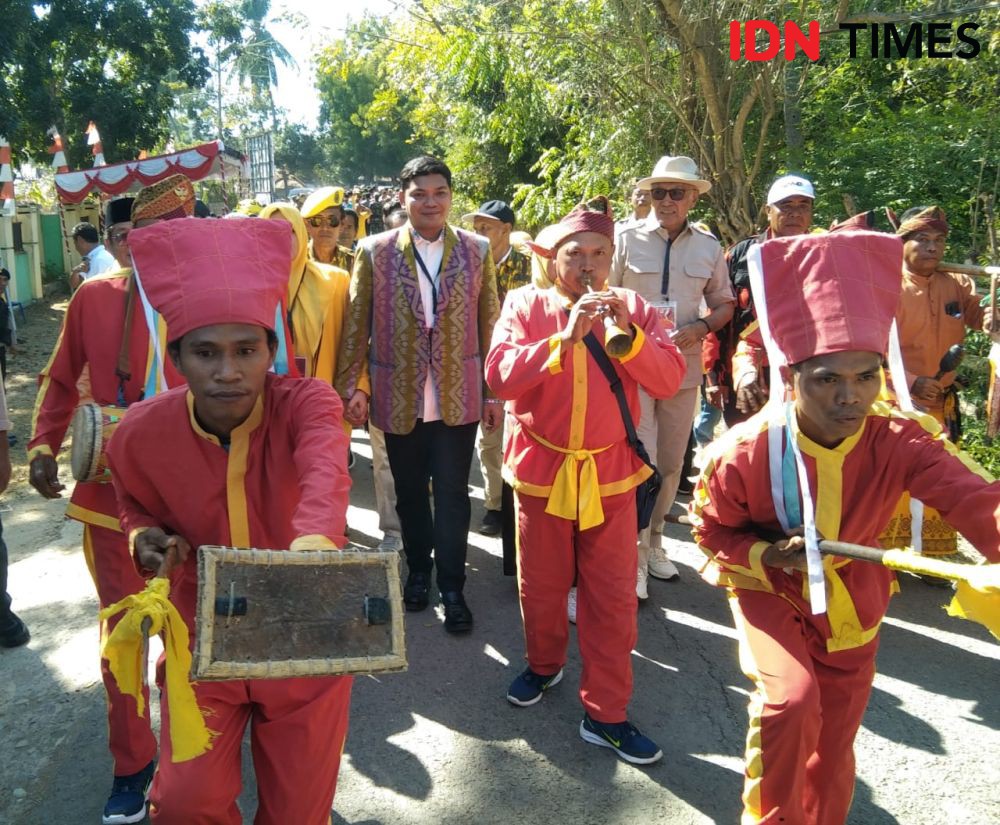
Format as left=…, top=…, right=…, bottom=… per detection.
left=0, top=0, right=207, bottom=165
left=225, top=0, right=296, bottom=129
left=801, top=5, right=1000, bottom=257
left=314, top=18, right=433, bottom=183
left=274, top=122, right=326, bottom=189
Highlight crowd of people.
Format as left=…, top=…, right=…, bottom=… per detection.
left=0, top=151, right=998, bottom=825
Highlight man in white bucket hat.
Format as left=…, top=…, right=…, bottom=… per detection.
left=610, top=156, right=734, bottom=594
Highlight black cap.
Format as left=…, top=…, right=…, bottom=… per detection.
left=105, top=197, right=135, bottom=226
left=463, top=199, right=515, bottom=226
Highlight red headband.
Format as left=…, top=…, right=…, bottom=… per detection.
left=897, top=206, right=949, bottom=238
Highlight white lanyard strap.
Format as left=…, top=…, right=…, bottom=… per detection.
left=886, top=319, right=924, bottom=551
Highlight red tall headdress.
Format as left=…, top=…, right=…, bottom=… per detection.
left=128, top=217, right=293, bottom=343
left=755, top=230, right=903, bottom=365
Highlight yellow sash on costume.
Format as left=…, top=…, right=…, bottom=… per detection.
left=526, top=427, right=611, bottom=531
left=100, top=578, right=218, bottom=762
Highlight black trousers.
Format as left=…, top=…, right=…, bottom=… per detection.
left=384, top=419, right=478, bottom=594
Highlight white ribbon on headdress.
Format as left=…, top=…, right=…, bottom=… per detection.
left=128, top=260, right=169, bottom=397
left=746, top=244, right=827, bottom=615
left=886, top=320, right=924, bottom=550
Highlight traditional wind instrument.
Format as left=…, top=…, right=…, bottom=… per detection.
left=582, top=274, right=632, bottom=356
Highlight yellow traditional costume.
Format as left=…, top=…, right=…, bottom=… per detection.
left=260, top=203, right=368, bottom=412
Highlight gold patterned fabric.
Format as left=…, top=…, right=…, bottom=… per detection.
left=880, top=496, right=959, bottom=555
left=331, top=245, right=355, bottom=274
left=131, top=174, right=195, bottom=223
left=496, top=247, right=532, bottom=305
left=879, top=409, right=959, bottom=555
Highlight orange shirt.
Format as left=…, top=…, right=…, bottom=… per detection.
left=896, top=269, right=983, bottom=412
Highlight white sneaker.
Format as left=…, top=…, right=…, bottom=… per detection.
left=636, top=563, right=649, bottom=600
left=378, top=533, right=403, bottom=552
left=567, top=587, right=578, bottom=624
left=648, top=545, right=680, bottom=581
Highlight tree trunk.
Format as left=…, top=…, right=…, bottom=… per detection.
left=215, top=48, right=225, bottom=140
left=783, top=61, right=804, bottom=170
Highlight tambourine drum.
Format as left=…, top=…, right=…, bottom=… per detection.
left=70, top=403, right=126, bottom=483
left=192, top=545, right=407, bottom=681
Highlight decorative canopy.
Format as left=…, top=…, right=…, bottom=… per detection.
left=55, top=141, right=247, bottom=204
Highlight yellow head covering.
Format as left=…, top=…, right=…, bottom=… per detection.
left=300, top=186, right=345, bottom=218
left=258, top=202, right=367, bottom=403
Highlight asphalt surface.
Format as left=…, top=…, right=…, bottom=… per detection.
left=2, top=430, right=999, bottom=825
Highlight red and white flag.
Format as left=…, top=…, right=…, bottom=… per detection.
left=86, top=121, right=105, bottom=167
left=0, top=136, right=14, bottom=214
left=47, top=126, right=69, bottom=172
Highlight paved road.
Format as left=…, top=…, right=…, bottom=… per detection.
left=2, top=431, right=998, bottom=824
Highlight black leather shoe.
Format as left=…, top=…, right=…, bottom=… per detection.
left=479, top=509, right=502, bottom=536
left=0, top=613, right=30, bottom=648
left=403, top=572, right=431, bottom=611
left=440, top=591, right=473, bottom=634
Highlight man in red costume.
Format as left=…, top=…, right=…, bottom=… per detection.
left=28, top=176, right=194, bottom=825
left=690, top=229, right=1000, bottom=824
left=485, top=198, right=685, bottom=765
left=106, top=217, right=353, bottom=825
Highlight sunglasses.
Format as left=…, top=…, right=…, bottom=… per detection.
left=306, top=215, right=341, bottom=228
left=109, top=229, right=130, bottom=243
left=650, top=187, right=692, bottom=202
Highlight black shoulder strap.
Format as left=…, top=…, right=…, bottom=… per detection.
left=582, top=332, right=639, bottom=450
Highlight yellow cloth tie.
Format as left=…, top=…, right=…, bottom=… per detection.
left=100, top=578, right=218, bottom=762
left=526, top=427, right=611, bottom=531
left=881, top=549, right=1000, bottom=641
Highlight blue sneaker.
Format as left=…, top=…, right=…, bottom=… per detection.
left=103, top=760, right=155, bottom=825
left=579, top=714, right=662, bottom=765
left=506, top=667, right=563, bottom=707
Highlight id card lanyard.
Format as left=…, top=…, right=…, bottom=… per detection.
left=411, top=242, right=441, bottom=326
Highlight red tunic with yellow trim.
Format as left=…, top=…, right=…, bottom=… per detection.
left=105, top=374, right=350, bottom=629
left=28, top=269, right=181, bottom=530
left=691, top=402, right=1000, bottom=651
left=485, top=284, right=685, bottom=525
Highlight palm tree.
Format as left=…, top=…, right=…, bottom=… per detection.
left=225, top=0, right=296, bottom=130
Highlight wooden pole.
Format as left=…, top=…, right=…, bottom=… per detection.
left=936, top=261, right=1000, bottom=278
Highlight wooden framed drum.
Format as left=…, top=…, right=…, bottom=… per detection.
left=70, top=403, right=127, bottom=483
left=192, top=545, right=407, bottom=681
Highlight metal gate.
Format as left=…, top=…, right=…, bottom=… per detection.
left=245, top=132, right=274, bottom=204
